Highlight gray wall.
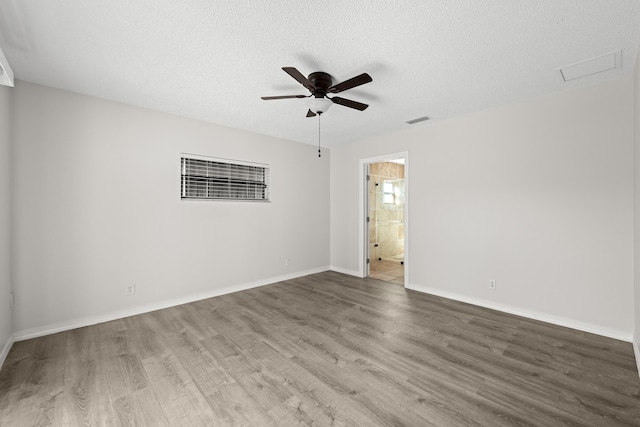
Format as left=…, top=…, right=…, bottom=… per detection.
left=11, top=81, right=330, bottom=336
left=0, top=84, right=11, bottom=362
left=331, top=76, right=634, bottom=340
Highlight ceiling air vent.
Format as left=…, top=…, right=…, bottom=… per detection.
left=406, top=115, right=430, bottom=125
left=559, top=51, right=620, bottom=82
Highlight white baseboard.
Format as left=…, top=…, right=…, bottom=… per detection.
left=330, top=265, right=362, bottom=277
left=407, top=283, right=632, bottom=343
left=0, top=333, right=14, bottom=371
left=633, top=335, right=640, bottom=379
left=14, top=266, right=330, bottom=342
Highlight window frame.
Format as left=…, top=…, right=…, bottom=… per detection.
left=382, top=180, right=396, bottom=205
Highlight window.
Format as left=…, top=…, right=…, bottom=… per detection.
left=382, top=181, right=395, bottom=204
left=181, top=155, right=270, bottom=201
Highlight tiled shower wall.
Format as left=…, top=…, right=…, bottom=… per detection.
left=369, top=162, right=404, bottom=263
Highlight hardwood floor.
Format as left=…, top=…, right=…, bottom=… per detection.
left=1, top=271, right=639, bottom=426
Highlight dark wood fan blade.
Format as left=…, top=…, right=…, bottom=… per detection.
left=330, top=96, right=369, bottom=111
left=328, top=73, right=372, bottom=93
left=261, top=95, right=308, bottom=100
left=306, top=109, right=317, bottom=117
left=282, top=67, right=315, bottom=91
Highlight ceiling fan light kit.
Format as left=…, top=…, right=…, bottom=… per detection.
left=307, top=97, right=332, bottom=114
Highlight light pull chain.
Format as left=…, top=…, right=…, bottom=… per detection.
left=318, top=112, right=322, bottom=158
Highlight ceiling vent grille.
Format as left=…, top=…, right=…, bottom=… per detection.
left=405, top=115, right=431, bottom=125
left=559, top=51, right=620, bottom=82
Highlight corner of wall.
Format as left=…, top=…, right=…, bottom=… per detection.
left=634, top=335, right=640, bottom=378
left=330, top=265, right=362, bottom=277
left=0, top=333, right=14, bottom=370
left=633, top=44, right=640, bottom=379
left=633, top=88, right=640, bottom=372
left=0, top=70, right=14, bottom=370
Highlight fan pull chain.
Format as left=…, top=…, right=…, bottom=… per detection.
left=318, top=112, right=322, bottom=158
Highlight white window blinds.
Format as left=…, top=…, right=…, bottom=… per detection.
left=181, top=155, right=270, bottom=201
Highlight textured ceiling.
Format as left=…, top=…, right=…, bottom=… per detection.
left=1, top=1, right=640, bottom=147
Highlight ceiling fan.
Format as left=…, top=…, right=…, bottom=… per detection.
left=261, top=67, right=372, bottom=117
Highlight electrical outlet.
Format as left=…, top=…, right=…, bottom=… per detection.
left=126, top=283, right=136, bottom=296
left=285, top=258, right=291, bottom=266
left=489, top=280, right=496, bottom=290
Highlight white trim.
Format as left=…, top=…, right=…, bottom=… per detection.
left=634, top=335, right=640, bottom=379
left=0, top=333, right=14, bottom=370
left=14, top=266, right=329, bottom=341
left=365, top=163, right=370, bottom=278
left=407, top=282, right=633, bottom=342
left=358, top=151, right=410, bottom=285
left=358, top=159, right=366, bottom=278
left=330, top=265, right=362, bottom=277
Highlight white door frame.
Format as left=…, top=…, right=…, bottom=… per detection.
left=358, top=151, right=409, bottom=287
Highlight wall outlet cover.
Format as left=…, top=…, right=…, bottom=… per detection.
left=126, top=283, right=136, bottom=296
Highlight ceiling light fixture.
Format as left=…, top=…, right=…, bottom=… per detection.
left=307, top=97, right=333, bottom=115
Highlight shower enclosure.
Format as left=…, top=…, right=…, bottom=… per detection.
left=368, top=161, right=405, bottom=264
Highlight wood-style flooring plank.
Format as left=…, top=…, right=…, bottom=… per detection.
left=141, top=352, right=216, bottom=426
left=112, top=387, right=168, bottom=427
left=2, top=271, right=640, bottom=426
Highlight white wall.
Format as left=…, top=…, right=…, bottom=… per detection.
left=332, top=76, right=634, bottom=340
left=0, top=84, right=12, bottom=363
left=11, top=81, right=330, bottom=336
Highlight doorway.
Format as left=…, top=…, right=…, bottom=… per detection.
left=359, top=152, right=409, bottom=287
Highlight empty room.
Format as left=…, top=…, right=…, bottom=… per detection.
left=2, top=1, right=640, bottom=425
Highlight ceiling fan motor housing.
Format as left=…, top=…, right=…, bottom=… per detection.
left=308, top=72, right=333, bottom=97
